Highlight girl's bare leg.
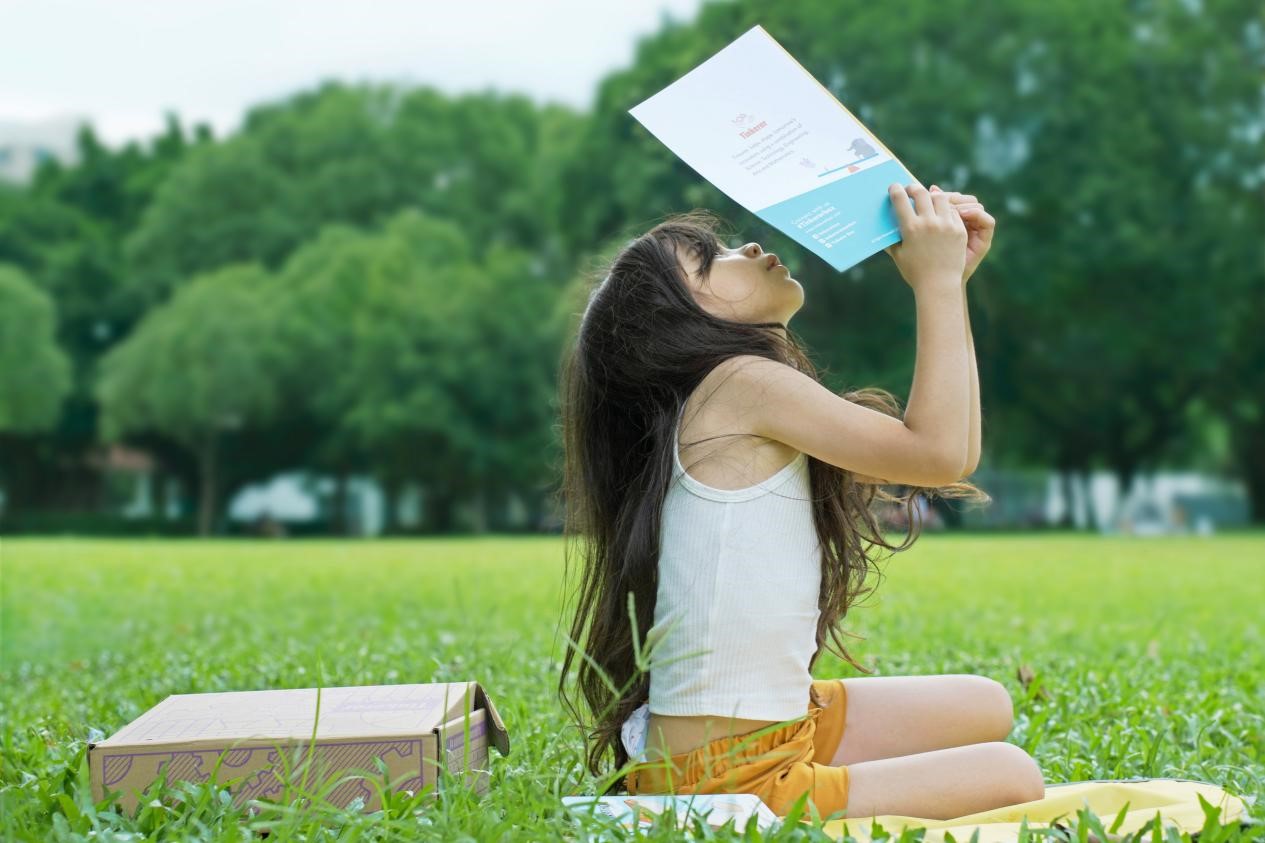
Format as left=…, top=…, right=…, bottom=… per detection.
left=823, top=674, right=1045, bottom=819
left=831, top=674, right=1018, bottom=765
left=842, top=741, right=1046, bottom=820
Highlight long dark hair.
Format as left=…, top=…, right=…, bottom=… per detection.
left=554, top=209, right=989, bottom=789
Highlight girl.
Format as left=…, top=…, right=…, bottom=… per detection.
left=556, top=181, right=1045, bottom=820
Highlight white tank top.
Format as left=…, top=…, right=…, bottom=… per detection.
left=628, top=401, right=822, bottom=749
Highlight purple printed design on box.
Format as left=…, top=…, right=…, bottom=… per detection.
left=445, top=719, right=487, bottom=751
left=99, top=739, right=427, bottom=809
left=103, top=755, right=135, bottom=787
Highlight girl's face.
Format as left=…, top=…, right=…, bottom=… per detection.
left=676, top=240, right=803, bottom=326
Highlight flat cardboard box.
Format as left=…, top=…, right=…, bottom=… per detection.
left=88, top=681, right=509, bottom=816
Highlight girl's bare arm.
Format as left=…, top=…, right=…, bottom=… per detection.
left=932, top=183, right=994, bottom=477
left=724, top=281, right=970, bottom=489
left=728, top=182, right=972, bottom=487
left=963, top=291, right=980, bottom=475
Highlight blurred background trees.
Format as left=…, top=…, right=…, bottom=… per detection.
left=0, top=0, right=1260, bottom=534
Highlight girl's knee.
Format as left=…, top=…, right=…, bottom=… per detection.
left=985, top=742, right=1044, bottom=804
left=968, top=675, right=1015, bottom=740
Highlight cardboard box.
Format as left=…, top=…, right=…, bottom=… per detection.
left=88, top=681, right=509, bottom=816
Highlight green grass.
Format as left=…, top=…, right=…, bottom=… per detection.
left=1, top=533, right=1261, bottom=841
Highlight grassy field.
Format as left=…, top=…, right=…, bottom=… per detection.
left=1, top=533, right=1261, bottom=840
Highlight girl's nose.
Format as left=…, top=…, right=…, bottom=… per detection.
left=743, top=243, right=763, bottom=258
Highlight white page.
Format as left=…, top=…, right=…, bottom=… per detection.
left=629, top=25, right=916, bottom=272
left=561, top=794, right=780, bottom=833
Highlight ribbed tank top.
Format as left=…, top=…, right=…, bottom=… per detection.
left=643, top=401, right=822, bottom=721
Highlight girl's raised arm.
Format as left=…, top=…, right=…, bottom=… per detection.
left=737, top=182, right=972, bottom=486
left=727, top=352, right=966, bottom=488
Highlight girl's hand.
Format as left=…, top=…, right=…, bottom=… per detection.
left=883, top=181, right=968, bottom=293
left=930, top=184, right=994, bottom=285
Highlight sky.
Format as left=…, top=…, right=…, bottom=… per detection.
left=1, top=0, right=709, bottom=146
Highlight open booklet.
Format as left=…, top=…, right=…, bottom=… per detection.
left=629, top=25, right=916, bottom=273
left=561, top=793, right=781, bottom=833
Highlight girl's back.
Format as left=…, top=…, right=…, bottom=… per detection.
left=632, top=362, right=823, bottom=763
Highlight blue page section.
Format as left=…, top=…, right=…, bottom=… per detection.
left=754, top=158, right=912, bottom=273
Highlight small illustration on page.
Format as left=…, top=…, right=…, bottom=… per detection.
left=814, top=137, right=881, bottom=178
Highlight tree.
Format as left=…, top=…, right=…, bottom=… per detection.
left=125, top=83, right=585, bottom=307
left=267, top=208, right=566, bottom=533
left=96, top=264, right=285, bottom=534
left=0, top=264, right=72, bottom=432
left=559, top=0, right=1265, bottom=524
left=0, top=264, right=73, bottom=519
left=264, top=210, right=469, bottom=531
left=0, top=119, right=206, bottom=515
left=123, top=141, right=303, bottom=305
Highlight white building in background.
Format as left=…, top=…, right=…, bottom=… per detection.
left=96, top=453, right=1249, bottom=537
left=951, top=467, right=1248, bottom=534
left=227, top=473, right=389, bottom=536
left=0, top=115, right=86, bottom=183
left=225, top=473, right=534, bottom=536
left=228, top=472, right=324, bottom=524
left=214, top=467, right=1248, bottom=537
left=1041, top=470, right=1248, bottom=536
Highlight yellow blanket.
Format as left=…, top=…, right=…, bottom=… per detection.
left=819, top=778, right=1250, bottom=842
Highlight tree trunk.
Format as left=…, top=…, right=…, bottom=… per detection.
left=379, top=478, right=394, bottom=531
left=1058, top=468, right=1077, bottom=529
left=1233, top=419, right=1265, bottom=524
left=197, top=434, right=218, bottom=537
left=487, top=487, right=513, bottom=532
left=1112, top=464, right=1139, bottom=533
left=426, top=485, right=457, bottom=534
left=331, top=469, right=350, bottom=535
left=381, top=477, right=400, bottom=535
left=472, top=487, right=489, bottom=533
left=1077, top=468, right=1099, bottom=532
left=525, top=489, right=546, bottom=533
left=154, top=469, right=170, bottom=520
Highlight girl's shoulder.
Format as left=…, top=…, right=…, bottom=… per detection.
left=692, top=355, right=782, bottom=410
left=679, top=357, right=802, bottom=491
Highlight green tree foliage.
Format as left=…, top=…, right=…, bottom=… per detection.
left=0, top=264, right=72, bottom=432
left=123, top=140, right=303, bottom=305
left=963, top=0, right=1263, bottom=519
left=96, top=264, right=286, bottom=534
left=126, top=83, right=586, bottom=305
left=0, top=118, right=207, bottom=515
left=270, top=209, right=563, bottom=531
left=105, top=87, right=582, bottom=531
left=6, top=117, right=210, bottom=361
left=559, top=0, right=1265, bottom=518
left=1, top=0, right=1262, bottom=529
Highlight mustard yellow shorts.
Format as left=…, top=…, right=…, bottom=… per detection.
left=624, top=678, right=850, bottom=818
